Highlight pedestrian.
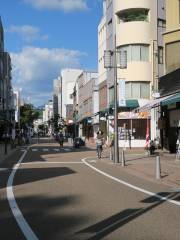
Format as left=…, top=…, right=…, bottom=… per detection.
left=96, top=130, right=104, bottom=158
left=58, top=131, right=64, bottom=147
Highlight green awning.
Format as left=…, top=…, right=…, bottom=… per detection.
left=126, top=99, right=139, bottom=108
left=162, top=92, right=180, bottom=106
left=109, top=99, right=139, bottom=109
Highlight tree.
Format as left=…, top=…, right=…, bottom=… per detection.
left=20, top=104, right=39, bottom=129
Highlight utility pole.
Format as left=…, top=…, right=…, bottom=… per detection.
left=104, top=49, right=127, bottom=164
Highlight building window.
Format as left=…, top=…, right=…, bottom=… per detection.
left=117, top=8, right=149, bottom=23
left=125, top=82, right=150, bottom=99
left=158, top=19, right=166, bottom=28
left=158, top=46, right=164, bottom=64
left=117, top=44, right=149, bottom=63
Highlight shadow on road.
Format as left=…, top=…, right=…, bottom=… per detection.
left=0, top=194, right=89, bottom=240
left=0, top=167, right=76, bottom=189
left=76, top=192, right=180, bottom=240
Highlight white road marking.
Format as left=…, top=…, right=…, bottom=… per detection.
left=64, top=148, right=71, bottom=152
left=31, top=149, right=38, bottom=152
left=53, top=149, right=60, bottom=152
left=82, top=158, right=180, bottom=207
left=7, top=148, right=39, bottom=240
left=89, top=160, right=97, bottom=163
left=43, top=148, right=49, bottom=152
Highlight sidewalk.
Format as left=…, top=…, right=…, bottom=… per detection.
left=0, top=143, right=18, bottom=163
left=86, top=142, right=180, bottom=188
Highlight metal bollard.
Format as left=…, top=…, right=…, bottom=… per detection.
left=156, top=155, right=161, bottom=179
left=121, top=149, right=125, bottom=167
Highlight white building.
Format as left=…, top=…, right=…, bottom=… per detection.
left=98, top=0, right=166, bottom=147
left=43, top=100, right=53, bottom=123
left=53, top=78, right=61, bottom=117
left=13, top=90, right=21, bottom=123
left=59, top=68, right=83, bottom=121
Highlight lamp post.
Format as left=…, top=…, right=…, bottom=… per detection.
left=104, top=49, right=127, bottom=163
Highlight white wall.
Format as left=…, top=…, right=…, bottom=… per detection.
left=60, top=69, right=83, bottom=119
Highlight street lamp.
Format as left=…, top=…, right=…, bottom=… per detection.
left=104, top=49, right=127, bottom=163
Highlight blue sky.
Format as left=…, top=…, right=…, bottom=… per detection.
left=0, top=0, right=102, bottom=106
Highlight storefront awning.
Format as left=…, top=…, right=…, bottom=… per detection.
left=161, top=92, right=180, bottom=106
left=109, top=99, right=139, bottom=109
left=135, top=94, right=175, bottom=112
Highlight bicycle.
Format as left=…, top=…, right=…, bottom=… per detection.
left=96, top=144, right=102, bottom=159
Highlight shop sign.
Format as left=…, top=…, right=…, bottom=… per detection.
left=118, top=111, right=148, bottom=119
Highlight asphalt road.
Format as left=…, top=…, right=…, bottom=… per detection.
left=0, top=139, right=180, bottom=240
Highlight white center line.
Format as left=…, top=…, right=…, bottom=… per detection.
left=82, top=158, right=180, bottom=207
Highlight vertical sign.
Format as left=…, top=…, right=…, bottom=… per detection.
left=118, top=79, right=126, bottom=106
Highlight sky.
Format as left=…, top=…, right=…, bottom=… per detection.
left=0, top=0, right=102, bottom=107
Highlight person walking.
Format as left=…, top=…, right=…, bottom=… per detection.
left=58, top=131, right=64, bottom=148
left=96, top=130, right=104, bottom=159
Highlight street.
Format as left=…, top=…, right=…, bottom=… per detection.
left=0, top=138, right=180, bottom=240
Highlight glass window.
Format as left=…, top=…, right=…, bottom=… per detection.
left=158, top=19, right=166, bottom=28
left=125, top=82, right=150, bottom=99
left=125, top=82, right=131, bottom=98
left=140, top=82, right=150, bottom=98
left=131, top=45, right=141, bottom=61
left=132, top=82, right=140, bottom=98
left=141, top=45, right=149, bottom=61
left=109, top=87, right=114, bottom=104
left=158, top=46, right=163, bottom=64
left=118, top=44, right=149, bottom=62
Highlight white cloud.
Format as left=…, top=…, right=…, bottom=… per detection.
left=11, top=46, right=85, bottom=106
left=7, top=25, right=48, bottom=42
left=23, top=0, right=88, bottom=12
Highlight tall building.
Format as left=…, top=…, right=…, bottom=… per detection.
left=0, top=17, right=14, bottom=138
left=53, top=78, right=61, bottom=117
left=98, top=0, right=166, bottom=147
left=159, top=0, right=180, bottom=152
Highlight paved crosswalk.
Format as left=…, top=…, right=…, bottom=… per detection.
left=31, top=148, right=72, bottom=152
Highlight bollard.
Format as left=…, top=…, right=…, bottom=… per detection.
left=110, top=147, right=113, bottom=161
left=121, top=149, right=125, bottom=167
left=156, top=155, right=161, bottom=179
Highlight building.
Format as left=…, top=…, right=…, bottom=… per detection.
left=58, top=69, right=82, bottom=122
left=53, top=78, right=61, bottom=117
left=0, top=17, right=14, bottom=138
left=98, top=1, right=108, bottom=138
left=77, top=71, right=99, bottom=141
left=13, top=90, right=21, bottom=124
left=43, top=100, right=53, bottom=124
left=98, top=0, right=166, bottom=147
left=159, top=0, right=180, bottom=152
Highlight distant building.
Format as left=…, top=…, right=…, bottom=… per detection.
left=77, top=71, right=99, bottom=141
left=43, top=100, right=53, bottom=123
left=53, top=78, right=61, bottom=117
left=13, top=90, right=21, bottom=123
left=59, top=68, right=83, bottom=122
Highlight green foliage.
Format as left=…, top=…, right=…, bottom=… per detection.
left=20, top=104, right=39, bottom=129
